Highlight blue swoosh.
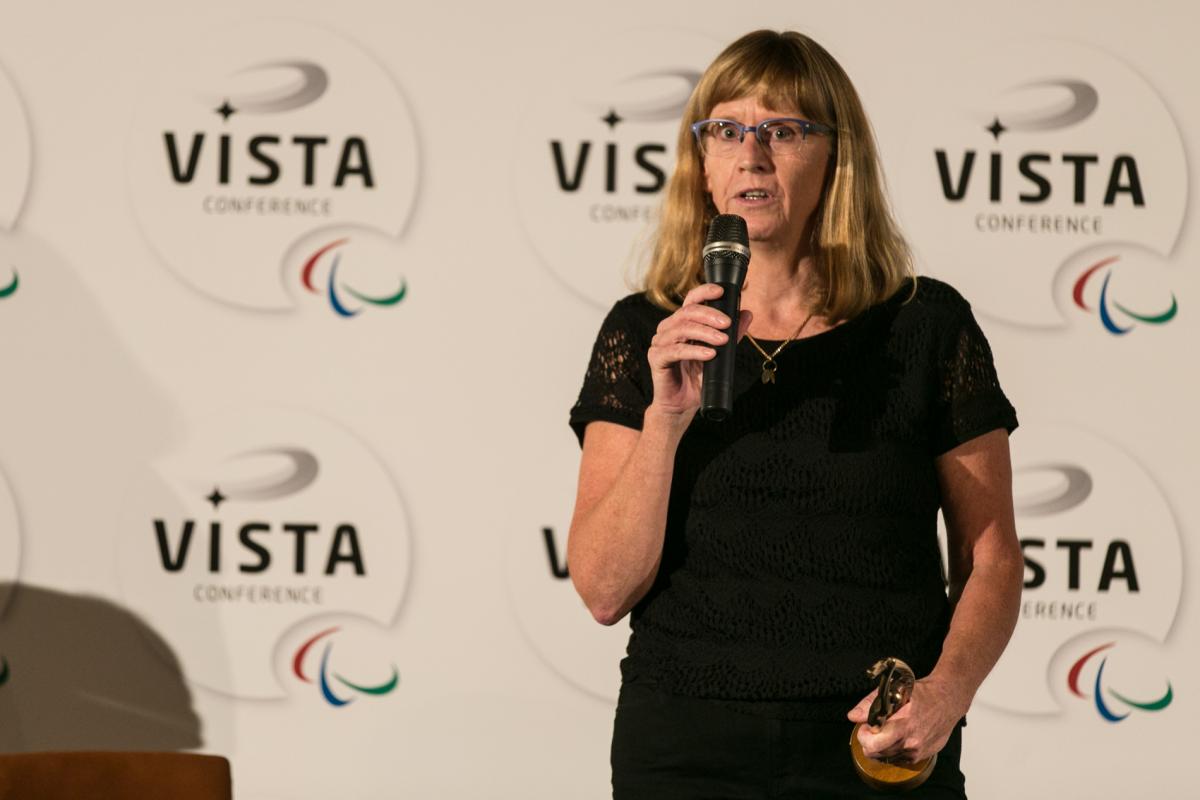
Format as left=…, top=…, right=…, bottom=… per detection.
left=1093, top=658, right=1129, bottom=722
left=327, top=254, right=360, bottom=318
left=1098, top=272, right=1131, bottom=335
left=319, top=643, right=352, bottom=707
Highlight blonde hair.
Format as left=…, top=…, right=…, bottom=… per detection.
left=643, top=30, right=913, bottom=319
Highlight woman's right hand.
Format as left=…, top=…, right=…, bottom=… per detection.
left=647, top=283, right=750, bottom=420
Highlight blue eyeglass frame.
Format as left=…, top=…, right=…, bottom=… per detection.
left=690, top=117, right=837, bottom=152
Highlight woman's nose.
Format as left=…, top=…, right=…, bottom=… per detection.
left=736, top=131, right=771, bottom=171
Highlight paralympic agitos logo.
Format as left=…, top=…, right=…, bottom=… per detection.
left=900, top=40, right=1186, bottom=332
left=300, top=238, right=407, bottom=318
left=127, top=20, right=418, bottom=314
left=292, top=625, right=399, bottom=707
left=1069, top=252, right=1177, bottom=335
left=118, top=408, right=409, bottom=699
left=1066, top=641, right=1173, bottom=722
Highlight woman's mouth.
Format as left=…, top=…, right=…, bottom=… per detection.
left=737, top=190, right=772, bottom=202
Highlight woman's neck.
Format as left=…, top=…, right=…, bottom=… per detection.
left=740, top=244, right=825, bottom=339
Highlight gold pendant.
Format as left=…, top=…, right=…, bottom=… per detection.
left=761, top=360, right=777, bottom=384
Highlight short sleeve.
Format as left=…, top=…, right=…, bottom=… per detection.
left=931, top=302, right=1018, bottom=454
left=568, top=299, right=654, bottom=446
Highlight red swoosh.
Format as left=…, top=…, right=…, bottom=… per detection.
left=301, top=238, right=349, bottom=293
left=1072, top=257, right=1120, bottom=310
left=293, top=626, right=340, bottom=682
left=1067, top=642, right=1114, bottom=698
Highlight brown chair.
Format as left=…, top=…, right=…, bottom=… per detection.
left=0, top=751, right=231, bottom=800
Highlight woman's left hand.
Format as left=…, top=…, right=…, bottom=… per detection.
left=846, top=675, right=969, bottom=764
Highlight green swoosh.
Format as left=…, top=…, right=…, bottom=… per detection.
left=1109, top=683, right=1173, bottom=711
left=0, top=270, right=17, bottom=298
left=335, top=666, right=399, bottom=696
left=342, top=279, right=407, bottom=307
left=1114, top=295, right=1177, bottom=325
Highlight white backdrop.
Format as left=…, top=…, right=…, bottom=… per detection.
left=0, top=1, right=1196, bottom=797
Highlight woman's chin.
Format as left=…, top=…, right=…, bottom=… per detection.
left=745, top=222, right=790, bottom=248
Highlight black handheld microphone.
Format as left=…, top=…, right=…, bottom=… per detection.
left=700, top=214, right=750, bottom=421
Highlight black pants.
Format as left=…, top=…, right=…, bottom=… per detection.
left=612, top=682, right=967, bottom=799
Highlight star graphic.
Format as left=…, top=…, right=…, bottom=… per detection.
left=215, top=100, right=236, bottom=121
left=206, top=487, right=226, bottom=509
left=602, top=108, right=623, bottom=129
left=986, top=116, right=1006, bottom=141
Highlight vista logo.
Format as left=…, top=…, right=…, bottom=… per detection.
left=162, top=61, right=373, bottom=192
left=971, top=423, right=1181, bottom=716
left=514, top=29, right=718, bottom=307
left=934, top=78, right=1142, bottom=211
left=900, top=40, right=1186, bottom=330
left=153, top=450, right=366, bottom=584
left=128, top=20, right=418, bottom=312
left=118, top=408, right=409, bottom=698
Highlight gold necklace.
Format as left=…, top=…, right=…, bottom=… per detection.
left=745, top=314, right=814, bottom=384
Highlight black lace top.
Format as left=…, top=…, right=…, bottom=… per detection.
left=569, top=277, right=1018, bottom=717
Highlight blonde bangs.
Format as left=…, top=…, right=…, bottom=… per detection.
left=705, top=48, right=836, bottom=131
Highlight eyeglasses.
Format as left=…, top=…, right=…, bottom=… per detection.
left=690, top=117, right=835, bottom=157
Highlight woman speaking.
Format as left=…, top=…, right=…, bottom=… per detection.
left=567, top=29, right=1022, bottom=799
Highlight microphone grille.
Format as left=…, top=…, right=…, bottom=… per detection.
left=705, top=214, right=748, bottom=246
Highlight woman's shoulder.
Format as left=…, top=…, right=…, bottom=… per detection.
left=908, top=276, right=970, bottom=309
left=888, top=275, right=975, bottom=324
left=863, top=277, right=981, bottom=352
left=612, top=291, right=672, bottom=316
left=603, top=291, right=672, bottom=332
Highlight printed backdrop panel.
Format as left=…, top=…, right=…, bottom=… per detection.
left=0, top=1, right=1195, bottom=798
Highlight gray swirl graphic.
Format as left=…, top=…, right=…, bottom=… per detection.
left=1004, top=79, right=1098, bottom=132
left=1014, top=463, right=1093, bottom=516
left=222, top=447, right=319, bottom=500
left=614, top=69, right=702, bottom=122
left=232, top=61, right=328, bottom=114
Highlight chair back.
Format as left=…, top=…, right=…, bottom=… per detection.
left=0, top=751, right=231, bottom=800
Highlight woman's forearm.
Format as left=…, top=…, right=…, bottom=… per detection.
left=927, top=541, right=1023, bottom=712
left=567, top=408, right=690, bottom=625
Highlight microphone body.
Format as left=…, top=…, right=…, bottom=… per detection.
left=700, top=215, right=750, bottom=421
